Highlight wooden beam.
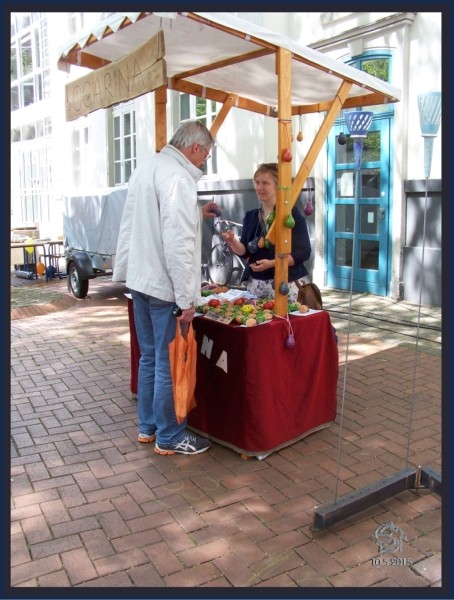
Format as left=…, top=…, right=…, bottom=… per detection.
left=210, top=95, right=238, bottom=138
left=274, top=47, right=293, bottom=318
left=291, top=92, right=397, bottom=116
left=173, top=48, right=274, bottom=81
left=169, top=78, right=276, bottom=117
left=266, top=80, right=352, bottom=245
left=155, top=85, right=168, bottom=151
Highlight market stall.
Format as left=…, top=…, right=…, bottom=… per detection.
left=57, top=11, right=400, bottom=315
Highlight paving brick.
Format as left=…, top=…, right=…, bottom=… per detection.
left=143, top=541, right=184, bottom=577
left=295, top=541, right=344, bottom=576
left=11, top=554, right=63, bottom=586
left=411, top=554, right=442, bottom=583
left=164, top=561, right=222, bottom=587
left=61, top=547, right=98, bottom=584
left=178, top=539, right=231, bottom=567
left=249, top=549, right=304, bottom=583
left=11, top=532, right=31, bottom=568
left=94, top=549, right=148, bottom=577
left=79, top=529, right=115, bottom=560
left=111, top=528, right=162, bottom=553
left=51, top=516, right=100, bottom=538
left=30, top=533, right=83, bottom=560
left=37, top=570, right=72, bottom=586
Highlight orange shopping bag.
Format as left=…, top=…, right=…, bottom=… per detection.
left=168, top=321, right=197, bottom=424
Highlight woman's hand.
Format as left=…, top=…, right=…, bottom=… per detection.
left=250, top=259, right=275, bottom=272
left=222, top=230, right=235, bottom=243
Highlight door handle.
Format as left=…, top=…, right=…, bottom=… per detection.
left=379, top=208, right=385, bottom=220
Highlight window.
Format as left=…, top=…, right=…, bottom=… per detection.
left=74, top=124, right=90, bottom=188
left=12, top=143, right=52, bottom=222
left=178, top=93, right=218, bottom=176
left=346, top=51, right=393, bottom=114
left=10, top=13, right=49, bottom=112
left=113, top=105, right=136, bottom=185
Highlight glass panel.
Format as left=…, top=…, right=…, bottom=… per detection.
left=11, top=86, right=19, bottom=111
left=335, top=134, right=354, bottom=164
left=124, top=161, right=132, bottom=181
left=124, top=136, right=131, bottom=159
left=12, top=128, right=21, bottom=142
left=114, top=163, right=121, bottom=185
left=361, top=58, right=389, bottom=82
left=336, top=170, right=355, bottom=198
left=22, top=78, right=35, bottom=106
left=335, top=205, right=354, bottom=233
left=196, top=97, right=206, bottom=118
left=11, top=47, right=18, bottom=80
left=360, top=240, right=379, bottom=270
left=114, top=138, right=121, bottom=159
left=180, top=94, right=190, bottom=120
left=360, top=206, right=379, bottom=234
left=113, top=116, right=120, bottom=138
left=21, top=36, right=33, bottom=75
left=361, top=169, right=380, bottom=198
left=361, top=131, right=381, bottom=163
left=335, top=239, right=353, bottom=267
left=124, top=113, right=131, bottom=136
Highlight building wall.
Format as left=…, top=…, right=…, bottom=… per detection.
left=10, top=11, right=442, bottom=305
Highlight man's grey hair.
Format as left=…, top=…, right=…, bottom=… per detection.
left=169, top=120, right=215, bottom=150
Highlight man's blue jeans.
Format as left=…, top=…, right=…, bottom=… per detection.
left=130, top=290, right=186, bottom=445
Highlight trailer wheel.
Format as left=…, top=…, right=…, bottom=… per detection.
left=69, top=262, right=89, bottom=299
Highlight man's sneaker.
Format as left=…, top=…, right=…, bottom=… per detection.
left=138, top=433, right=156, bottom=443
left=154, top=433, right=211, bottom=455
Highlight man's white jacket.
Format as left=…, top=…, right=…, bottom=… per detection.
left=113, top=145, right=203, bottom=309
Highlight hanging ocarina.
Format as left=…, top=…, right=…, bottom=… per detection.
left=285, top=333, right=296, bottom=348
left=304, top=199, right=314, bottom=216
left=338, top=132, right=347, bottom=145
left=284, top=213, right=295, bottom=228
left=280, top=282, right=289, bottom=295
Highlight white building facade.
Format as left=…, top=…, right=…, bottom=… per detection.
left=10, top=11, right=442, bottom=304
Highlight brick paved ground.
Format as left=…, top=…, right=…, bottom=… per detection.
left=9, top=275, right=443, bottom=593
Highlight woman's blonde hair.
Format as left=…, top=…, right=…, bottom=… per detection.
left=254, top=162, right=278, bottom=184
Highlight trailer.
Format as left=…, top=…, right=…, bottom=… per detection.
left=63, top=186, right=128, bottom=298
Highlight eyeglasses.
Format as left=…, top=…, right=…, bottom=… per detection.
left=201, top=145, right=211, bottom=161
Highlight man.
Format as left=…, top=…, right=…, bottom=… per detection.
left=113, top=120, right=219, bottom=455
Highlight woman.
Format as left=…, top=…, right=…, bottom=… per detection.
left=222, top=162, right=311, bottom=301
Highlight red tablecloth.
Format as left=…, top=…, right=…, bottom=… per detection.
left=128, top=301, right=338, bottom=457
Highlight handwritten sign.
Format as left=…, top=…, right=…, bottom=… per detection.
left=203, top=310, right=235, bottom=325
left=65, top=31, right=166, bottom=121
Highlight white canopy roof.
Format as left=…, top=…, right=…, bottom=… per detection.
left=58, top=12, right=400, bottom=115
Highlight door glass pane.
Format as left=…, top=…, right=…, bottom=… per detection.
left=336, top=239, right=352, bottom=267
left=362, top=169, right=380, bottom=197
left=362, top=132, right=381, bottom=162
left=336, top=170, right=355, bottom=198
left=335, top=136, right=354, bottom=164
left=335, top=205, right=354, bottom=233
left=360, top=206, right=379, bottom=234
left=360, top=240, right=379, bottom=270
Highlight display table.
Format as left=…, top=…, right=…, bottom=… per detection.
left=127, top=301, right=338, bottom=458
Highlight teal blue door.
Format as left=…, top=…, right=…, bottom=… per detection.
left=326, top=115, right=391, bottom=295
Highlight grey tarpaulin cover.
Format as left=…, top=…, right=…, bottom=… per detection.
left=63, top=186, right=128, bottom=256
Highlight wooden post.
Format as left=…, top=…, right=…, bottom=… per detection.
left=155, top=85, right=167, bottom=151
left=274, top=48, right=292, bottom=317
